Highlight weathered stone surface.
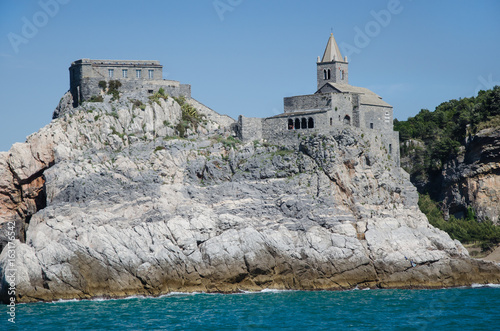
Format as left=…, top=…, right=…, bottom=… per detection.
left=1, top=94, right=499, bottom=303
left=441, top=127, right=500, bottom=223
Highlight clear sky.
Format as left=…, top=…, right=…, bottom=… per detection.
left=1, top=0, right=499, bottom=151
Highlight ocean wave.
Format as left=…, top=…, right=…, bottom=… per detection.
left=471, top=283, right=500, bottom=288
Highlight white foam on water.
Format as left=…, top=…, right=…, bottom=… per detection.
left=471, top=283, right=500, bottom=288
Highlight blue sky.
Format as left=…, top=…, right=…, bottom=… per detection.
left=1, top=0, right=499, bottom=151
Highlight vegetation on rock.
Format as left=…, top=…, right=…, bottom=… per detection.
left=395, top=86, right=500, bottom=250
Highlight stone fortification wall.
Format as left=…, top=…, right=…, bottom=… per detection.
left=76, top=77, right=191, bottom=105
left=237, top=116, right=263, bottom=142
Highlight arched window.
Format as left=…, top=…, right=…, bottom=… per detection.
left=288, top=119, right=294, bottom=130
left=327, top=69, right=331, bottom=80
left=330, top=117, right=333, bottom=126
left=323, top=69, right=327, bottom=80
left=389, top=144, right=392, bottom=154
left=308, top=117, right=314, bottom=129
left=295, top=118, right=301, bottom=129
left=343, top=115, right=351, bottom=125
left=301, top=118, right=307, bottom=129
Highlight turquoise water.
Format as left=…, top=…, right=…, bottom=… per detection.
left=2, top=286, right=500, bottom=330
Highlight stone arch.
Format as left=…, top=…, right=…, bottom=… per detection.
left=343, top=115, right=351, bottom=125
left=308, top=117, right=314, bottom=129
left=301, top=118, right=307, bottom=129
left=288, top=119, right=294, bottom=130
left=295, top=118, right=300, bottom=129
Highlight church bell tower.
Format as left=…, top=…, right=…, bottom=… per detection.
left=317, top=33, right=349, bottom=90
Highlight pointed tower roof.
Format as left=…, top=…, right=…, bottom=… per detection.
left=321, top=33, right=344, bottom=63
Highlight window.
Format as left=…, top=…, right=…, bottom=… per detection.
left=341, top=70, right=345, bottom=80
left=136, top=69, right=141, bottom=78
left=343, top=115, right=351, bottom=125
left=108, top=69, right=114, bottom=78
left=295, top=118, right=300, bottom=130
left=288, top=119, right=294, bottom=130
left=323, top=69, right=327, bottom=80
left=330, top=117, right=333, bottom=126
left=308, top=118, right=314, bottom=129
left=389, top=144, right=392, bottom=154
left=122, top=69, right=128, bottom=78
left=148, top=70, right=154, bottom=79
left=301, top=118, right=307, bottom=129
left=327, top=69, right=331, bottom=80
left=370, top=123, right=373, bottom=129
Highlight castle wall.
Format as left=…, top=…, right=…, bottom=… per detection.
left=69, top=59, right=183, bottom=106
left=237, top=116, right=263, bottom=142
left=75, top=77, right=191, bottom=105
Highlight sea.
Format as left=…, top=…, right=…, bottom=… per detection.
left=2, top=285, right=500, bottom=330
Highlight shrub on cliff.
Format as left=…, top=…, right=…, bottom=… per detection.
left=418, top=194, right=500, bottom=251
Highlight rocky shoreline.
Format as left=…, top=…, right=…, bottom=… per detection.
left=1, top=93, right=499, bottom=303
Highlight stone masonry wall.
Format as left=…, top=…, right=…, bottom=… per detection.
left=237, top=116, right=263, bottom=142
left=75, top=78, right=191, bottom=105
left=359, top=104, right=393, bottom=132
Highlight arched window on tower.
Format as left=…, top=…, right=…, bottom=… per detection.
left=341, top=70, right=345, bottom=80
left=308, top=117, right=314, bottom=129
left=288, top=119, right=294, bottom=130
left=301, top=118, right=307, bottom=129
left=343, top=115, right=351, bottom=126
left=327, top=69, right=331, bottom=80
left=295, top=118, right=300, bottom=130
left=323, top=69, right=327, bottom=80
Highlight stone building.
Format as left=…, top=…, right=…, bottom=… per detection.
left=69, top=59, right=191, bottom=106
left=236, top=33, right=400, bottom=165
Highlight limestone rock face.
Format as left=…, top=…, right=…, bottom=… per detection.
left=441, top=127, right=500, bottom=223
left=1, top=95, right=499, bottom=303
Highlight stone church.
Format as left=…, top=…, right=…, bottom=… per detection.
left=236, top=33, right=399, bottom=164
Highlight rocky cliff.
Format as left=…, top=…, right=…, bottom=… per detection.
left=441, top=127, right=500, bottom=223
left=1, top=92, right=499, bottom=303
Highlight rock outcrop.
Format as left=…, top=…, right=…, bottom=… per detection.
left=441, top=127, right=500, bottom=223
left=1, top=92, right=499, bottom=303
